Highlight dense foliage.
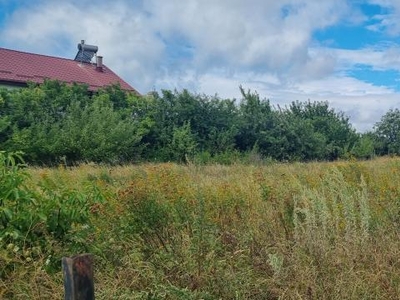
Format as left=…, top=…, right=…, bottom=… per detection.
left=373, top=108, right=400, bottom=156
left=3, top=81, right=400, bottom=299
left=0, top=80, right=396, bottom=165
left=0, top=152, right=104, bottom=281
left=3, top=158, right=400, bottom=298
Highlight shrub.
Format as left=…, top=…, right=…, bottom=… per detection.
left=0, top=151, right=105, bottom=277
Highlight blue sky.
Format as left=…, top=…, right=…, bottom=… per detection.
left=1, top=0, right=400, bottom=132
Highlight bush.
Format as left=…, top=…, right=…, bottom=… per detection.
left=0, top=151, right=41, bottom=245
left=0, top=151, right=105, bottom=277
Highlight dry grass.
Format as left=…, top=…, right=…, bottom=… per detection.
left=2, top=157, right=400, bottom=299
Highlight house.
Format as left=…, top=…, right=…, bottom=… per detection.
left=0, top=40, right=139, bottom=93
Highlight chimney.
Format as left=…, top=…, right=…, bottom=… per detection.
left=96, top=56, right=103, bottom=71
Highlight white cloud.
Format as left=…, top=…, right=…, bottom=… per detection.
left=144, top=0, right=350, bottom=74
left=365, top=0, right=400, bottom=35
left=338, top=46, right=400, bottom=70
left=0, top=0, right=352, bottom=88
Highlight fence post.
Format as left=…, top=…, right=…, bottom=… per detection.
left=62, top=254, right=94, bottom=300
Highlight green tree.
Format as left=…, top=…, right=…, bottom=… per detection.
left=51, top=94, right=149, bottom=163
left=373, top=108, right=400, bottom=155
left=236, top=87, right=275, bottom=155
left=287, top=100, right=357, bottom=160
left=198, top=96, right=238, bottom=155
left=0, top=89, right=11, bottom=144
left=170, top=121, right=198, bottom=162
left=2, top=81, right=90, bottom=163
left=351, top=132, right=375, bottom=159
left=1, top=80, right=150, bottom=164
left=272, top=111, right=327, bottom=161
left=141, top=90, right=238, bottom=161
left=99, top=84, right=131, bottom=110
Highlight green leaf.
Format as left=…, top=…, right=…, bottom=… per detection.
left=2, top=207, right=13, bottom=220
left=38, top=213, right=47, bottom=221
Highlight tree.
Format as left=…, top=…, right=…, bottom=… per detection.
left=351, top=132, right=375, bottom=159
left=236, top=87, right=275, bottom=155
left=287, top=100, right=358, bottom=160
left=272, top=111, right=327, bottom=161
left=0, top=89, right=11, bottom=144
left=140, top=90, right=238, bottom=161
left=49, top=93, right=149, bottom=164
left=373, top=108, right=400, bottom=155
left=170, top=121, right=198, bottom=162
left=1, top=80, right=150, bottom=164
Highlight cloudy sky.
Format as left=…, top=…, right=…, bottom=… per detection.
left=1, top=0, right=400, bottom=132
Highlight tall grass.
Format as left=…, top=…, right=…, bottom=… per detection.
left=2, top=158, right=400, bottom=299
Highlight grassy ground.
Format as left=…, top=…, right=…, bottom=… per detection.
left=2, top=158, right=400, bottom=299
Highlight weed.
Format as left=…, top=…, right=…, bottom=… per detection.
left=4, top=157, right=400, bottom=299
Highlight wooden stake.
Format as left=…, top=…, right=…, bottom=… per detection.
left=62, top=254, right=94, bottom=300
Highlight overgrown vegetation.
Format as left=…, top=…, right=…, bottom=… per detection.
left=2, top=153, right=400, bottom=299
left=1, top=80, right=393, bottom=165
left=2, top=81, right=400, bottom=298
left=0, top=151, right=104, bottom=295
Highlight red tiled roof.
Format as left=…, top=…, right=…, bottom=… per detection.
left=0, top=47, right=139, bottom=93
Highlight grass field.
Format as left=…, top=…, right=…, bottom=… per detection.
left=2, top=157, right=400, bottom=299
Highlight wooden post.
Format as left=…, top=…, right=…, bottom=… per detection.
left=62, top=254, right=94, bottom=300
